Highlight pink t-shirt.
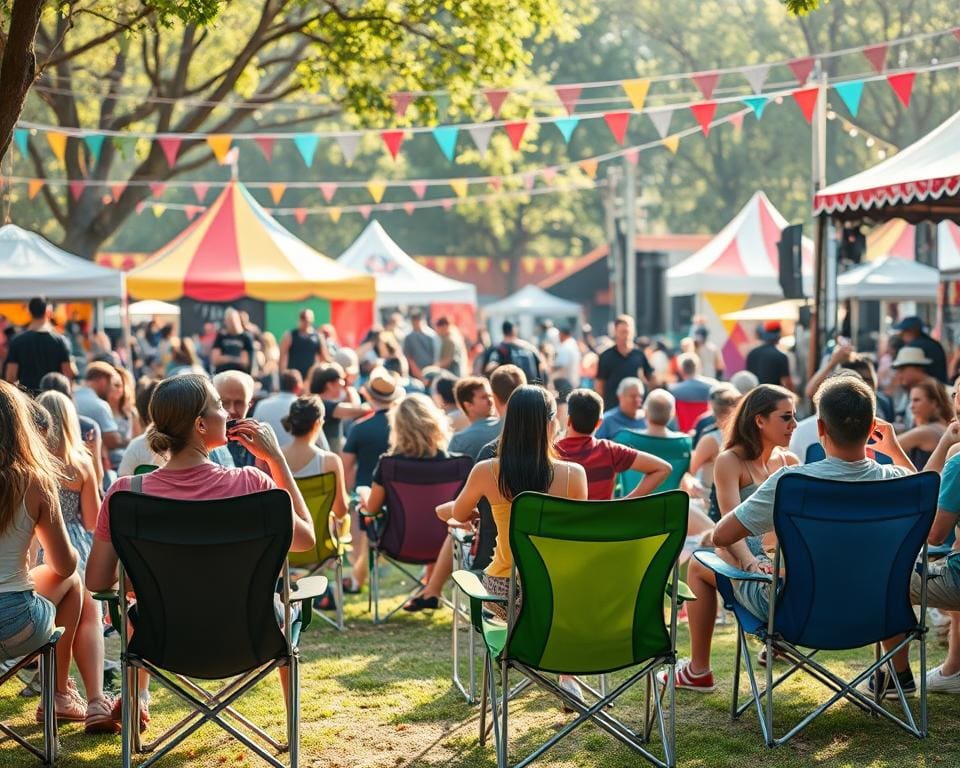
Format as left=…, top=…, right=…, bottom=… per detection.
left=95, top=463, right=278, bottom=543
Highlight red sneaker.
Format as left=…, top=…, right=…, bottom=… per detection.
left=656, top=660, right=716, bottom=692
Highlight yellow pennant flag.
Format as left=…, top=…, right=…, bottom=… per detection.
left=434, top=256, right=448, bottom=273
left=622, top=79, right=651, bottom=111
left=476, top=257, right=490, bottom=274
left=268, top=183, right=286, bottom=205
left=522, top=256, right=538, bottom=275
left=500, top=260, right=510, bottom=273
left=46, top=132, right=68, bottom=164
left=151, top=204, right=166, bottom=218
left=27, top=179, right=44, bottom=199
left=662, top=135, right=680, bottom=154
left=450, top=178, right=468, bottom=198
left=206, top=134, right=233, bottom=164
left=366, top=181, right=386, bottom=204
left=454, top=256, right=469, bottom=274
left=328, top=207, right=342, bottom=223
left=578, top=159, right=598, bottom=179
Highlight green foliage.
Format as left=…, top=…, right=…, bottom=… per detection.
left=783, top=0, right=821, bottom=13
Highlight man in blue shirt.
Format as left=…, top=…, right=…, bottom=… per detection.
left=596, top=377, right=646, bottom=440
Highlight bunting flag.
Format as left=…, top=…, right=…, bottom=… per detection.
left=603, top=112, right=631, bottom=145
left=504, top=121, right=528, bottom=151
left=293, top=208, right=307, bottom=224
left=149, top=182, right=166, bottom=197
left=742, top=64, right=770, bottom=94
left=28, top=179, right=44, bottom=199
left=691, top=72, right=719, bottom=100
left=450, top=178, right=468, bottom=198
left=484, top=88, right=510, bottom=118
left=206, top=134, right=233, bottom=164
left=399, top=201, right=412, bottom=215
left=662, top=135, right=680, bottom=154
left=742, top=96, right=768, bottom=119
left=112, top=135, right=137, bottom=159
left=467, top=124, right=494, bottom=155
left=792, top=86, right=819, bottom=123
left=862, top=43, right=888, bottom=73
left=319, top=183, right=337, bottom=203
left=554, top=117, right=579, bottom=143
left=730, top=112, right=745, bottom=133
left=293, top=134, right=319, bottom=166
left=157, top=137, right=181, bottom=168
left=380, top=130, right=405, bottom=160
left=522, top=173, right=535, bottom=191
left=151, top=204, right=166, bottom=218
left=522, top=256, right=538, bottom=274
left=648, top=108, right=673, bottom=139
left=488, top=177, right=502, bottom=192
left=193, top=181, right=210, bottom=203
left=578, top=159, right=598, bottom=179
left=46, top=131, right=67, bottom=164
left=268, top=183, right=286, bottom=204
left=13, top=129, right=29, bottom=158
left=625, top=148, right=639, bottom=166
left=84, top=134, right=105, bottom=163
left=690, top=102, right=717, bottom=135
left=255, top=136, right=274, bottom=163
left=69, top=181, right=85, bottom=201
left=184, top=204, right=202, bottom=220
left=622, top=78, right=651, bottom=111
left=328, top=207, right=342, bottom=222
left=336, top=134, right=360, bottom=165
left=555, top=85, right=582, bottom=115
left=135, top=201, right=145, bottom=214
left=834, top=80, right=864, bottom=116
left=542, top=167, right=557, bottom=183
left=434, top=93, right=450, bottom=121
left=432, top=126, right=459, bottom=161
left=367, top=181, right=386, bottom=203
left=110, top=182, right=127, bottom=201
left=358, top=205, right=372, bottom=219
left=391, top=92, right=413, bottom=118
left=788, top=57, right=815, bottom=85
left=410, top=181, right=427, bottom=199
left=887, top=71, right=916, bottom=107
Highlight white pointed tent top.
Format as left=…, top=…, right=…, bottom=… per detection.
left=338, top=220, right=476, bottom=307
left=836, top=255, right=939, bottom=301
left=666, top=191, right=814, bottom=297
left=0, top=224, right=124, bottom=300
left=939, top=221, right=960, bottom=275
left=482, top=284, right=581, bottom=316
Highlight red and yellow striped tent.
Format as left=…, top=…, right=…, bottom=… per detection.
left=127, top=182, right=375, bottom=346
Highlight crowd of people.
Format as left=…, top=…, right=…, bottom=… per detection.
left=4, top=292, right=960, bottom=744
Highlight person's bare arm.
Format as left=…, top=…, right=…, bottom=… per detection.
left=712, top=451, right=762, bottom=566
left=326, top=453, right=350, bottom=520
left=439, top=462, right=490, bottom=523
left=101, top=430, right=124, bottom=450
left=341, top=452, right=357, bottom=492
left=78, top=457, right=100, bottom=531
left=929, top=510, right=958, bottom=546
left=689, top=435, right=719, bottom=476
left=278, top=332, right=291, bottom=373
left=4, top=361, right=17, bottom=383
left=333, top=402, right=371, bottom=420
left=926, top=424, right=960, bottom=473
left=363, top=483, right=386, bottom=514
left=85, top=538, right=119, bottom=592
left=804, top=344, right=852, bottom=400
left=624, top=452, right=672, bottom=498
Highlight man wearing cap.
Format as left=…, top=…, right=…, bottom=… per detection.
left=279, top=308, right=331, bottom=378
left=746, top=321, right=793, bottom=390
left=692, top=325, right=724, bottom=380
left=896, top=316, right=947, bottom=383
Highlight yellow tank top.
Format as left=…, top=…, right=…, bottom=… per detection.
left=486, top=502, right=513, bottom=579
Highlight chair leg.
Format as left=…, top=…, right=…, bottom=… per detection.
left=335, top=558, right=345, bottom=631
left=499, top=659, right=509, bottom=768
left=371, top=550, right=380, bottom=624
left=121, top=661, right=133, bottom=768
left=731, top=626, right=743, bottom=720
left=288, top=654, right=300, bottom=768
left=479, top=655, right=489, bottom=746
left=41, top=643, right=58, bottom=766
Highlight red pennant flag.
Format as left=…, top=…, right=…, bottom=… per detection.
left=792, top=86, right=819, bottom=123
left=730, top=112, right=745, bottom=132
left=149, top=182, right=167, bottom=197
left=954, top=28, right=960, bottom=42
left=489, top=177, right=502, bottom=192
left=441, top=199, right=453, bottom=211
left=691, top=72, right=719, bottom=100
left=391, top=92, right=413, bottom=118
left=788, top=57, right=815, bottom=85
left=625, top=148, right=639, bottom=166
left=603, top=112, right=631, bottom=145
left=380, top=130, right=405, bottom=160
left=410, top=181, right=427, bottom=199
left=887, top=72, right=916, bottom=107
left=555, top=85, right=582, bottom=115
left=862, top=43, right=888, bottom=73
left=293, top=208, right=308, bottom=224
left=358, top=205, right=372, bottom=219
left=403, top=202, right=415, bottom=215
left=504, top=121, right=528, bottom=151
left=69, top=181, right=85, bottom=201
left=319, top=183, right=337, bottom=203
left=184, top=204, right=201, bottom=220
left=523, top=173, right=535, bottom=191
left=193, top=182, right=209, bottom=203
left=690, top=102, right=717, bottom=136
left=484, top=89, right=510, bottom=118
left=255, top=137, right=275, bottom=163
left=157, top=137, right=181, bottom=168
left=135, top=201, right=145, bottom=214
left=110, top=183, right=126, bottom=202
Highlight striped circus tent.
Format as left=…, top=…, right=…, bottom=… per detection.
left=865, top=219, right=916, bottom=261
left=940, top=220, right=960, bottom=274
left=127, top=182, right=375, bottom=345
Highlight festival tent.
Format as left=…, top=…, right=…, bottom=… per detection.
left=837, top=256, right=939, bottom=301
left=126, top=182, right=375, bottom=345
left=482, top=284, right=581, bottom=341
left=938, top=221, right=960, bottom=275
left=103, top=300, right=180, bottom=329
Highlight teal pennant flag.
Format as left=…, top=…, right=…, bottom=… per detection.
left=554, top=117, right=579, bottom=143
left=84, top=134, right=105, bottom=163
left=13, top=129, right=29, bottom=158
left=834, top=80, right=864, bottom=117
left=432, top=126, right=459, bottom=161
left=742, top=96, right=768, bottom=119
left=293, top=134, right=320, bottom=167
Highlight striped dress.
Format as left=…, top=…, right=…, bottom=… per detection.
left=36, top=488, right=93, bottom=572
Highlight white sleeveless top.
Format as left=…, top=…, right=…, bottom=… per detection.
left=0, top=500, right=37, bottom=593
left=291, top=451, right=327, bottom=479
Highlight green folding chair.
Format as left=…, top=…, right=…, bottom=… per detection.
left=454, top=490, right=690, bottom=768
left=289, top=473, right=345, bottom=631
left=613, top=431, right=691, bottom=498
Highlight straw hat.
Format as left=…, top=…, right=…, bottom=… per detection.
left=363, top=367, right=403, bottom=404
left=891, top=346, right=932, bottom=368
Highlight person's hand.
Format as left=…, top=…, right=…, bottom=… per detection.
left=227, top=419, right=282, bottom=463
left=745, top=558, right=774, bottom=575
left=940, top=421, right=960, bottom=448
left=436, top=501, right=454, bottom=521
left=830, top=341, right=854, bottom=366
left=870, top=418, right=901, bottom=454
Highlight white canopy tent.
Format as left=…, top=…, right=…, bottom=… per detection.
left=104, top=300, right=180, bottom=329
left=836, top=255, right=939, bottom=301
left=482, top=284, right=581, bottom=341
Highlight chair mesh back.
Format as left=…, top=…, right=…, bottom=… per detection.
left=109, top=489, right=292, bottom=679
left=613, top=431, right=691, bottom=495
left=288, top=473, right=337, bottom=568
left=773, top=473, right=938, bottom=650
left=378, top=456, right=473, bottom=563
left=507, top=491, right=688, bottom=675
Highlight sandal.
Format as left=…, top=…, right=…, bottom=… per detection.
left=110, top=696, right=150, bottom=734
left=403, top=595, right=439, bottom=612
left=36, top=680, right=86, bottom=723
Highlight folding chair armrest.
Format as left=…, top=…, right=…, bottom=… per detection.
left=928, top=543, right=954, bottom=560
left=449, top=523, right=474, bottom=545
left=693, top=550, right=773, bottom=583
left=92, top=589, right=119, bottom=603
left=289, top=575, right=329, bottom=603
left=92, top=590, right=123, bottom=632
left=666, top=579, right=697, bottom=602
left=452, top=570, right=505, bottom=603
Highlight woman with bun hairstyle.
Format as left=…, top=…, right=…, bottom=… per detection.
left=280, top=395, right=348, bottom=519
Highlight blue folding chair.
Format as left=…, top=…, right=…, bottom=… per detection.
left=804, top=442, right=892, bottom=465
left=695, top=472, right=939, bottom=746
left=613, top=431, right=691, bottom=498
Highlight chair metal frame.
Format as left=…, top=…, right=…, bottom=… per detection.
left=450, top=525, right=482, bottom=704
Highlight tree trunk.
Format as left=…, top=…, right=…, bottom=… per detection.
left=0, top=0, right=44, bottom=162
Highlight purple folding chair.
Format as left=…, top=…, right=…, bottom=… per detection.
left=367, top=455, right=473, bottom=623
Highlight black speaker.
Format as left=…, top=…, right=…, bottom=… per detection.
left=839, top=225, right=866, bottom=264
left=778, top=224, right=804, bottom=299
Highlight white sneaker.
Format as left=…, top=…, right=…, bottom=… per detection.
left=927, top=665, right=960, bottom=694
left=558, top=676, right=583, bottom=713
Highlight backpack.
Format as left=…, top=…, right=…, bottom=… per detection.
left=493, top=341, right=540, bottom=383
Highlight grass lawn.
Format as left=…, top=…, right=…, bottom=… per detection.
left=3, top=571, right=960, bottom=767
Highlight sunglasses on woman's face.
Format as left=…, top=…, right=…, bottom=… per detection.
left=777, top=412, right=796, bottom=423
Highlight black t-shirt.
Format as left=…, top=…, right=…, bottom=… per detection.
left=909, top=335, right=948, bottom=383
left=5, top=329, right=71, bottom=393
left=745, top=342, right=790, bottom=386
left=288, top=328, right=325, bottom=378
left=596, top=346, right=653, bottom=411
left=342, top=409, right=391, bottom=488
left=322, top=400, right=343, bottom=453
left=212, top=331, right=254, bottom=374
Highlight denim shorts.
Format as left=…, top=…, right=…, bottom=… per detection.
left=0, top=590, right=56, bottom=661
left=731, top=578, right=773, bottom=622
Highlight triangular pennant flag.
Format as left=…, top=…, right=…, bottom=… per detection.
left=68, top=181, right=85, bottom=202
left=742, top=64, right=770, bottom=94
left=149, top=182, right=166, bottom=197
left=380, top=130, right=405, bottom=160
left=319, top=183, right=337, bottom=203
left=391, top=91, right=413, bottom=118
left=663, top=135, right=680, bottom=154
left=503, top=121, right=528, bottom=151
left=742, top=96, right=769, bottom=119
left=206, top=134, right=233, bottom=164
left=434, top=93, right=450, bottom=121
left=293, top=208, right=307, bottom=225
left=268, top=183, right=286, bottom=205
left=110, top=182, right=127, bottom=202
left=432, top=126, right=459, bottom=161
left=184, top=204, right=201, bottom=220
left=28, top=179, right=44, bottom=199
left=112, top=135, right=138, bottom=159
left=555, top=85, right=582, bottom=115
left=336, top=134, right=360, bottom=165
left=157, top=137, right=181, bottom=168
left=484, top=89, right=509, bottom=118
left=554, top=117, right=579, bottom=143
left=46, top=131, right=67, bottom=164
left=367, top=181, right=386, bottom=203
left=862, top=43, right=888, bottom=73
left=192, top=181, right=210, bottom=203
left=691, top=72, right=719, bottom=100
left=648, top=108, right=674, bottom=139
left=293, top=134, right=319, bottom=167
left=328, top=207, right=342, bottom=223
left=788, top=57, right=815, bottom=85
left=542, top=167, right=557, bottom=184
left=622, top=78, right=651, bottom=111
left=13, top=129, right=29, bottom=158
left=403, top=202, right=416, bottom=215
left=450, top=179, right=468, bottom=198
left=578, top=159, right=598, bottom=179
left=358, top=205, right=372, bottom=220
left=410, top=181, right=427, bottom=199
left=467, top=124, right=494, bottom=155
left=690, top=102, right=718, bottom=135
left=887, top=72, right=915, bottom=107
left=83, top=134, right=105, bottom=164
left=834, top=80, right=864, bottom=117
left=255, top=136, right=274, bottom=163
left=441, top=199, right=454, bottom=211
left=151, top=203, right=166, bottom=218
left=730, top=112, right=745, bottom=132
left=625, top=148, right=639, bottom=166
left=522, top=173, right=535, bottom=191
left=954, top=28, right=960, bottom=42
left=603, top=111, right=631, bottom=144
left=791, top=86, right=819, bottom=123
left=488, top=177, right=502, bottom=192
left=135, top=201, right=145, bottom=214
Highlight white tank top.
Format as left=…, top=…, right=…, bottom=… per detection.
left=0, top=500, right=37, bottom=593
left=292, top=451, right=326, bottom=478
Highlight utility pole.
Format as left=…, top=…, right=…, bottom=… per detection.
left=604, top=166, right=624, bottom=316
left=809, top=69, right=830, bottom=379
left=623, top=156, right=637, bottom=322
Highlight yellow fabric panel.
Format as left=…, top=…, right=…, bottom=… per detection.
left=705, top=292, right=750, bottom=334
